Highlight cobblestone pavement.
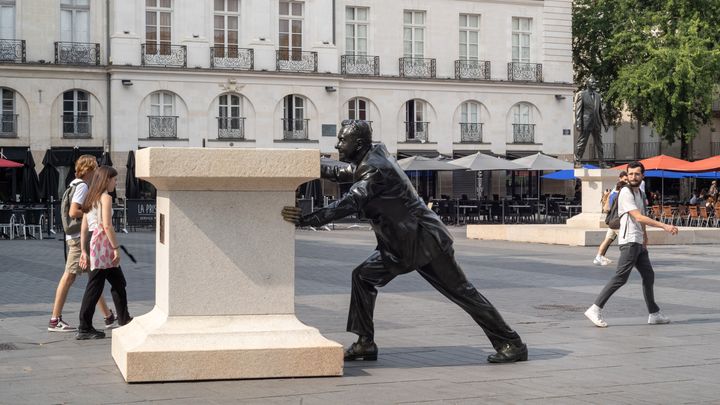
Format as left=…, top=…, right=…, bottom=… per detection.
left=1, top=228, right=719, bottom=404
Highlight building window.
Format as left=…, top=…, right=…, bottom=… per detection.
left=218, top=93, right=244, bottom=139
left=403, top=10, right=425, bottom=58
left=512, top=17, right=531, bottom=62
left=60, top=0, right=89, bottom=43
left=283, top=94, right=308, bottom=139
left=146, top=0, right=172, bottom=54
left=150, top=91, right=174, bottom=116
left=1, top=87, right=15, bottom=135
left=512, top=103, right=534, bottom=143
left=461, top=101, right=480, bottom=124
left=148, top=91, right=176, bottom=138
left=214, top=0, right=239, bottom=54
left=63, top=90, right=91, bottom=136
left=279, top=0, right=303, bottom=58
left=348, top=97, right=367, bottom=121
left=459, top=14, right=480, bottom=61
left=405, top=99, right=428, bottom=141
left=0, top=0, right=15, bottom=40
left=346, top=6, right=368, bottom=56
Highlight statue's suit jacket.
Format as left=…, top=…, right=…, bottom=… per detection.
left=300, top=143, right=453, bottom=274
left=574, top=88, right=605, bottom=131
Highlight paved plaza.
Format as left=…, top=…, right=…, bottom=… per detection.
left=1, top=227, right=719, bottom=404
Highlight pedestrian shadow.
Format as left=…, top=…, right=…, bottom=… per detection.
left=342, top=345, right=571, bottom=376
left=665, top=317, right=720, bottom=325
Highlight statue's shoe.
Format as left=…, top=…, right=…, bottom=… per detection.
left=487, top=342, right=528, bottom=364
left=344, top=341, right=378, bottom=361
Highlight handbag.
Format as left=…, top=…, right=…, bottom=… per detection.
left=90, top=198, right=116, bottom=270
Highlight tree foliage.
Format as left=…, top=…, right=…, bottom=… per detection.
left=573, top=0, right=720, bottom=157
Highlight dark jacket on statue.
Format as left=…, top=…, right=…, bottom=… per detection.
left=299, top=143, right=454, bottom=274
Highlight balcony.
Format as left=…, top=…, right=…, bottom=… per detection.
left=507, top=62, right=542, bottom=82
left=460, top=123, right=483, bottom=143
left=0, top=39, right=25, bottom=63
left=341, top=54, right=380, bottom=76
left=455, top=60, right=491, bottom=80
left=210, top=46, right=253, bottom=70
left=276, top=50, right=317, bottom=72
left=405, top=121, right=429, bottom=142
left=217, top=117, right=246, bottom=139
left=589, top=142, right=616, bottom=161
left=141, top=43, right=187, bottom=68
left=634, top=142, right=661, bottom=159
left=148, top=115, right=178, bottom=138
left=282, top=118, right=309, bottom=140
left=0, top=114, right=18, bottom=138
left=399, top=57, right=436, bottom=78
left=62, top=114, right=92, bottom=138
left=54, top=42, right=100, bottom=65
left=512, top=124, right=535, bottom=143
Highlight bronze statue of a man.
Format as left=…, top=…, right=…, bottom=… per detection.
left=282, top=120, right=527, bottom=364
left=574, top=77, right=608, bottom=167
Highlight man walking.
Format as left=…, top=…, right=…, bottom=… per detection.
left=585, top=161, right=678, bottom=327
left=593, top=171, right=627, bottom=266
left=48, top=155, right=115, bottom=332
left=282, top=120, right=527, bottom=364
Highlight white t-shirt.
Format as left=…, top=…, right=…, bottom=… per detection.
left=618, top=187, right=645, bottom=245
left=65, top=179, right=88, bottom=241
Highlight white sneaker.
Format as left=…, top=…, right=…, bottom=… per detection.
left=601, top=256, right=612, bottom=266
left=584, top=304, right=608, bottom=327
left=592, top=256, right=604, bottom=265
left=648, top=311, right=670, bottom=324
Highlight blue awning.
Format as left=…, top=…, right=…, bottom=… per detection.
left=542, top=164, right=599, bottom=180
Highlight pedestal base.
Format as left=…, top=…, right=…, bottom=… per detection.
left=112, top=307, right=343, bottom=382
left=566, top=213, right=607, bottom=228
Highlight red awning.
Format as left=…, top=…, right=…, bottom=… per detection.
left=0, top=158, right=23, bottom=168
left=612, top=155, right=689, bottom=171
left=671, top=155, right=720, bottom=172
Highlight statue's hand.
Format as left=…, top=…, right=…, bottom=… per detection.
left=281, top=206, right=303, bottom=224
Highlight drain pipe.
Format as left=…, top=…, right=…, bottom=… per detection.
left=106, top=0, right=112, bottom=152
left=332, top=0, right=336, bottom=45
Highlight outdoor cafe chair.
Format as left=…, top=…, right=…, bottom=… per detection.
left=697, top=206, right=710, bottom=227
left=22, top=209, right=45, bottom=240
left=714, top=206, right=720, bottom=227
left=687, top=205, right=700, bottom=227
left=660, top=206, right=675, bottom=224
left=675, top=205, right=688, bottom=226
left=650, top=205, right=662, bottom=221
left=0, top=210, right=14, bottom=239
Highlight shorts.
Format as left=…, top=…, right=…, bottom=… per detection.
left=605, top=228, right=618, bottom=241
left=64, top=238, right=87, bottom=274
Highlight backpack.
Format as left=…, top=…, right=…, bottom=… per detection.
left=600, top=190, right=611, bottom=213
left=605, top=186, right=644, bottom=230
left=61, top=180, right=84, bottom=235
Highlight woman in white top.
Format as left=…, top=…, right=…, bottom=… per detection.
left=76, top=166, right=132, bottom=339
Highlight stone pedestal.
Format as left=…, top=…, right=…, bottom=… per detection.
left=112, top=147, right=343, bottom=382
left=566, top=168, right=621, bottom=228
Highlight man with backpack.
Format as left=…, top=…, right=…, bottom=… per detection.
left=48, top=155, right=115, bottom=332
left=585, top=161, right=678, bottom=328
left=593, top=171, right=627, bottom=266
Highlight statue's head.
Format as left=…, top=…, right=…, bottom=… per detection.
left=585, top=76, right=597, bottom=90
left=336, top=120, right=372, bottom=163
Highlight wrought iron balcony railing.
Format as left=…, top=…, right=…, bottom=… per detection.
left=712, top=142, right=720, bottom=157
left=634, top=142, right=661, bottom=159
left=589, top=142, right=616, bottom=161
left=54, top=42, right=100, bottom=65
left=276, top=50, right=318, bottom=72
left=460, top=123, right=483, bottom=143
left=217, top=117, right=246, bottom=139
left=405, top=121, right=429, bottom=142
left=0, top=39, right=26, bottom=63
left=455, top=60, right=491, bottom=80
left=399, top=57, right=436, bottom=78
left=341, top=54, right=380, bottom=76
left=282, top=118, right=310, bottom=140
left=512, top=124, right=535, bottom=143
left=148, top=115, right=178, bottom=138
left=210, top=46, right=253, bottom=70
left=62, top=114, right=92, bottom=138
left=0, top=114, right=18, bottom=137
left=142, top=43, right=187, bottom=68
left=507, top=62, right=542, bottom=82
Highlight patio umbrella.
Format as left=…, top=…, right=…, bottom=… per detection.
left=672, top=155, right=720, bottom=172
left=20, top=149, right=41, bottom=203
left=450, top=152, right=524, bottom=171
left=0, top=157, right=22, bottom=168
left=542, top=164, right=599, bottom=180
left=38, top=149, right=59, bottom=202
left=64, top=147, right=81, bottom=187
left=512, top=153, right=574, bottom=222
left=125, top=151, right=140, bottom=199
left=613, top=155, right=691, bottom=207
left=397, top=155, right=463, bottom=171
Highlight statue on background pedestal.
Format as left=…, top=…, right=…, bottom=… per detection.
left=282, top=120, right=527, bottom=364
left=574, top=77, right=608, bottom=168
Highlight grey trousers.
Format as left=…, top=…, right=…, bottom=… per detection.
left=594, top=242, right=660, bottom=314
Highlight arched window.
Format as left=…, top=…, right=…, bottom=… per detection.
left=1, top=88, right=16, bottom=136
left=282, top=94, right=307, bottom=139
left=512, top=103, right=534, bottom=143
left=348, top=97, right=367, bottom=121
left=218, top=93, right=244, bottom=139
left=62, top=90, right=91, bottom=137
left=405, top=99, right=427, bottom=141
left=460, top=101, right=482, bottom=142
left=148, top=91, right=177, bottom=138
